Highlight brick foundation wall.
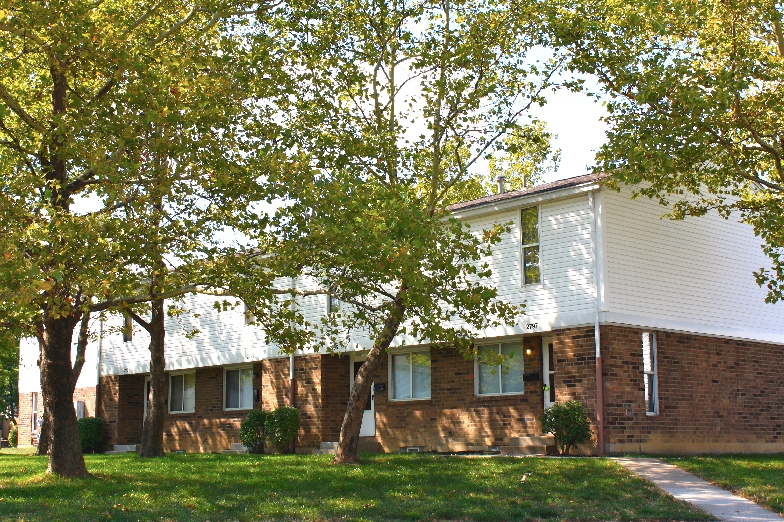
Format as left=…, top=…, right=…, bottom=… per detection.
left=18, top=386, right=97, bottom=448
left=351, top=336, right=547, bottom=453
left=16, top=392, right=34, bottom=446
left=261, top=355, right=325, bottom=451
left=601, top=325, right=784, bottom=454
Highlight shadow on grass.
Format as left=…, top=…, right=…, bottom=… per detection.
left=0, top=453, right=711, bottom=521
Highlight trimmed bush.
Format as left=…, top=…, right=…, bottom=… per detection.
left=267, top=406, right=299, bottom=454
left=78, top=417, right=104, bottom=453
left=8, top=423, right=17, bottom=447
left=540, top=400, right=592, bottom=455
left=239, top=409, right=270, bottom=454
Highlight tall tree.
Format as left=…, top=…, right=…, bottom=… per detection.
left=552, top=0, right=784, bottom=302
left=0, top=329, right=18, bottom=421
left=255, top=0, right=559, bottom=463
left=0, top=1, right=281, bottom=476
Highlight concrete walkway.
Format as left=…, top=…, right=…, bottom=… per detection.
left=614, top=458, right=784, bottom=522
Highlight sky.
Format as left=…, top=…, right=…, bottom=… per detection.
left=533, top=84, right=609, bottom=184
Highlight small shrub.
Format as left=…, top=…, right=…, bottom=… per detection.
left=267, top=406, right=299, bottom=453
left=8, top=423, right=18, bottom=447
left=239, top=409, right=270, bottom=454
left=78, top=417, right=104, bottom=453
left=540, top=400, right=592, bottom=455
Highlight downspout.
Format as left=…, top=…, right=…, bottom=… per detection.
left=288, top=276, right=296, bottom=409
left=590, top=190, right=606, bottom=457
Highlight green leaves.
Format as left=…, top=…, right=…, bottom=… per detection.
left=554, top=0, right=784, bottom=302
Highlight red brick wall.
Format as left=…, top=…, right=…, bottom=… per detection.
left=359, top=337, right=546, bottom=452
left=601, top=325, right=784, bottom=454
left=16, top=392, right=35, bottom=446
left=18, top=387, right=97, bottom=447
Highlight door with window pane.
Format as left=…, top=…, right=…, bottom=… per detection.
left=351, top=358, right=375, bottom=436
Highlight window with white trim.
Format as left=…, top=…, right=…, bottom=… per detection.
left=123, top=314, right=133, bottom=343
left=476, top=342, right=525, bottom=395
left=224, top=367, right=253, bottom=410
left=521, top=206, right=540, bottom=285
left=327, top=293, right=341, bottom=315
left=390, top=350, right=431, bottom=400
left=169, top=372, right=196, bottom=413
left=642, top=332, right=658, bottom=415
left=243, top=303, right=255, bottom=326
left=31, top=392, right=39, bottom=433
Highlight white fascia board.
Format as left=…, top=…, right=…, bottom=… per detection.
left=449, top=183, right=601, bottom=221
left=600, top=311, right=784, bottom=345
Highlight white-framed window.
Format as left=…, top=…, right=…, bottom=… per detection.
left=123, top=314, right=133, bottom=343
left=224, top=366, right=254, bottom=410
left=390, top=350, right=431, bottom=400
left=143, top=377, right=151, bottom=422
left=327, top=293, right=341, bottom=315
left=643, top=332, right=658, bottom=415
left=476, top=342, right=525, bottom=396
left=31, top=392, right=39, bottom=433
left=243, top=303, right=255, bottom=326
left=521, top=206, right=540, bottom=285
left=169, top=372, right=196, bottom=413
left=74, top=400, right=85, bottom=420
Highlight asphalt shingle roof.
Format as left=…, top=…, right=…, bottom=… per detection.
left=446, top=172, right=607, bottom=213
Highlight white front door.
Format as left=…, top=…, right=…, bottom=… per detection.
left=351, top=358, right=375, bottom=436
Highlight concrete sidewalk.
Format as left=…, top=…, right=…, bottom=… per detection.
left=614, top=458, right=784, bottom=522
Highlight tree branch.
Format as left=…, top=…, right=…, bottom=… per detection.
left=127, top=308, right=151, bottom=333
left=0, top=81, right=46, bottom=133
left=71, top=311, right=91, bottom=387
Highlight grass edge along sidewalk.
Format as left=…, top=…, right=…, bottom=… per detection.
left=0, top=451, right=712, bottom=521
left=666, top=454, right=784, bottom=516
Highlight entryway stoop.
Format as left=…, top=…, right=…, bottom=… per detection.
left=498, top=435, right=554, bottom=456
left=222, top=443, right=248, bottom=455
left=311, top=441, right=383, bottom=455
left=105, top=444, right=137, bottom=454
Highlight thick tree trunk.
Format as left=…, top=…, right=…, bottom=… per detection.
left=334, top=290, right=406, bottom=464
left=40, top=314, right=89, bottom=477
left=36, top=409, right=51, bottom=456
left=139, top=298, right=166, bottom=458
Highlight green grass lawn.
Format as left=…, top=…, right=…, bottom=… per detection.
left=0, top=451, right=710, bottom=522
left=666, top=455, right=784, bottom=515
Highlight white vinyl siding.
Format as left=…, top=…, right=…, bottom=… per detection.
left=603, top=187, right=784, bottom=342
left=390, top=350, right=431, bottom=400
left=476, top=342, right=524, bottom=396
left=169, top=372, right=195, bottom=413
left=224, top=367, right=253, bottom=410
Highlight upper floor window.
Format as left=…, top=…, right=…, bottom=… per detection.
left=123, top=314, right=133, bottom=343
left=521, top=206, right=540, bottom=285
left=476, top=342, right=525, bottom=396
left=169, top=372, right=196, bottom=413
left=390, top=350, right=431, bottom=400
left=643, top=332, right=658, bottom=415
left=224, top=367, right=253, bottom=410
left=327, top=293, right=341, bottom=315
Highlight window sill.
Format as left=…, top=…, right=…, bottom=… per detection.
left=168, top=410, right=196, bottom=415
left=388, top=397, right=431, bottom=404
left=646, top=411, right=659, bottom=417
left=224, top=407, right=253, bottom=412
left=476, top=392, right=524, bottom=397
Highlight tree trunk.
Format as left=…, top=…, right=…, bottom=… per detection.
left=36, top=409, right=51, bottom=456
left=334, top=290, right=406, bottom=464
left=139, top=298, right=166, bottom=458
left=40, top=314, right=89, bottom=477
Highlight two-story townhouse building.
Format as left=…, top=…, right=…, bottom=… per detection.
left=17, top=173, right=784, bottom=455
